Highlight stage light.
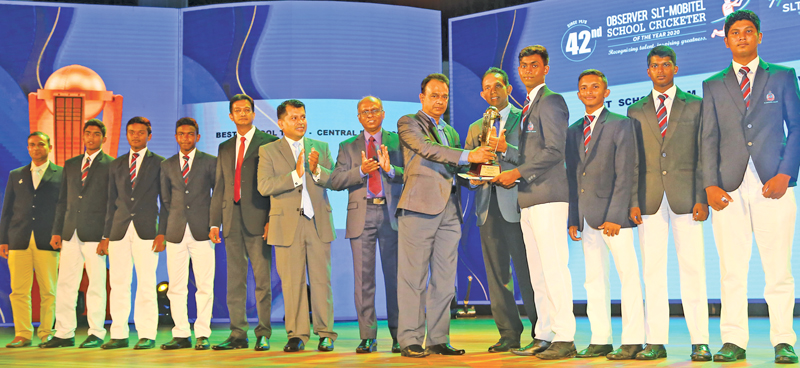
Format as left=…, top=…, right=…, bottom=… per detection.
left=157, top=281, right=171, bottom=324
left=157, top=281, right=169, bottom=295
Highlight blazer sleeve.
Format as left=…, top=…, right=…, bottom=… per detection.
left=627, top=113, right=642, bottom=209
left=701, top=80, right=721, bottom=189
left=156, top=160, right=167, bottom=237
left=397, top=115, right=464, bottom=166
left=314, top=143, right=335, bottom=189
left=694, top=100, right=708, bottom=205
left=257, top=145, right=296, bottom=197
left=778, top=68, right=800, bottom=180
left=516, top=94, right=569, bottom=183
left=606, top=119, right=636, bottom=226
left=209, top=150, right=224, bottom=228
left=159, top=161, right=172, bottom=237
left=103, top=163, right=118, bottom=239
left=388, top=143, right=404, bottom=184
left=0, top=172, right=15, bottom=244
left=330, top=142, right=365, bottom=191
left=52, top=165, right=69, bottom=236
left=565, top=130, right=580, bottom=229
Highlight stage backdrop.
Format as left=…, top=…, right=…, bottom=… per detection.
left=0, top=0, right=440, bottom=325
left=450, top=0, right=800, bottom=304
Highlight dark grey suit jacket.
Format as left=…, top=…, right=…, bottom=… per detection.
left=104, top=149, right=166, bottom=241
left=210, top=129, right=278, bottom=237
left=396, top=110, right=465, bottom=221
left=0, top=162, right=62, bottom=250
left=330, top=129, right=404, bottom=239
left=161, top=150, right=217, bottom=243
left=515, top=86, right=570, bottom=209
left=701, top=59, right=800, bottom=191
left=566, top=109, right=636, bottom=231
left=52, top=151, right=113, bottom=242
left=464, top=105, right=522, bottom=225
left=628, top=87, right=706, bottom=215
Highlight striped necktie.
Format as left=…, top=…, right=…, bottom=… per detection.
left=521, top=95, right=532, bottom=116
left=181, top=155, right=190, bottom=184
left=130, top=152, right=139, bottom=189
left=656, top=94, right=668, bottom=138
left=583, top=115, right=594, bottom=153
left=739, top=66, right=751, bottom=109
left=81, top=156, right=91, bottom=187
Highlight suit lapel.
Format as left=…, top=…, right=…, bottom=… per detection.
left=278, top=138, right=297, bottom=168
left=663, top=90, right=686, bottom=147
left=37, top=162, right=55, bottom=190
left=723, top=64, right=747, bottom=116
left=132, top=150, right=153, bottom=196
left=640, top=95, right=664, bottom=144
left=505, top=106, right=521, bottom=135
left=585, top=109, right=607, bottom=158
left=747, top=59, right=770, bottom=117
left=244, top=130, right=263, bottom=161
left=123, top=153, right=133, bottom=197
left=82, top=152, right=101, bottom=192
left=416, top=110, right=441, bottom=144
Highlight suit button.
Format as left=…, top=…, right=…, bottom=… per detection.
left=747, top=124, right=753, bottom=129
left=185, top=190, right=189, bottom=194
left=662, top=170, right=667, bottom=176
left=580, top=189, right=585, bottom=193
left=32, top=217, right=35, bottom=220
left=32, top=205, right=35, bottom=208
left=34, top=194, right=36, bottom=197
left=582, top=172, right=585, bottom=176
left=296, top=208, right=300, bottom=211
left=747, top=142, right=753, bottom=146
left=131, top=213, right=135, bottom=217
left=78, top=195, right=83, bottom=199
left=186, top=206, right=190, bottom=209
left=662, top=152, right=666, bottom=157
left=77, top=210, right=81, bottom=213
left=131, top=197, right=135, bottom=201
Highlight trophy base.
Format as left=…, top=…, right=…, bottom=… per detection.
left=467, top=162, right=500, bottom=178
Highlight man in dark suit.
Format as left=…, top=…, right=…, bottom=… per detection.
left=42, top=120, right=112, bottom=349
left=566, top=70, right=644, bottom=360
left=0, top=132, right=62, bottom=348
left=257, top=99, right=337, bottom=353
left=465, top=68, right=539, bottom=354
left=159, top=118, right=217, bottom=351
left=492, top=46, right=577, bottom=360
left=209, top=94, right=277, bottom=351
left=99, top=117, right=166, bottom=350
left=330, top=96, right=404, bottom=354
left=701, top=10, right=800, bottom=363
left=627, top=46, right=710, bottom=361
left=395, top=73, right=496, bottom=358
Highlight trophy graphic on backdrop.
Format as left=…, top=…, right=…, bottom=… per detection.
left=466, top=106, right=501, bottom=178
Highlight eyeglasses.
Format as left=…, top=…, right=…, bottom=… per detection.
left=359, top=109, right=383, bottom=116
left=233, top=108, right=252, bottom=115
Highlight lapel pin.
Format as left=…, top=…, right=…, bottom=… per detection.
left=766, top=91, right=775, bottom=102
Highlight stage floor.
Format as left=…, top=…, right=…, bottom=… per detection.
left=1, top=316, right=797, bottom=367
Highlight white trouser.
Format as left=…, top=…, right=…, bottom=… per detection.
left=582, top=220, right=645, bottom=345
left=166, top=225, right=215, bottom=339
left=108, top=222, right=159, bottom=340
left=54, top=231, right=108, bottom=339
left=639, top=193, right=709, bottom=344
left=520, top=202, right=576, bottom=342
left=712, top=161, right=796, bottom=348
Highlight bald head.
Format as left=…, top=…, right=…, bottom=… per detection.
left=357, top=96, right=385, bottom=135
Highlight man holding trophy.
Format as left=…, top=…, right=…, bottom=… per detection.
left=464, top=67, right=539, bottom=353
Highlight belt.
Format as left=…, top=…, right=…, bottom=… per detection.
left=368, top=198, right=386, bottom=205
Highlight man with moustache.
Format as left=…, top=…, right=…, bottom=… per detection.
left=257, top=99, right=338, bottom=353
left=395, top=73, right=496, bottom=358
left=701, top=10, right=800, bottom=363
left=100, top=117, right=165, bottom=350
left=160, top=118, right=217, bottom=350
left=42, top=120, right=113, bottom=349
left=464, top=67, right=539, bottom=354
left=330, top=96, right=403, bottom=354
left=209, top=94, right=277, bottom=351
left=0, top=132, right=62, bottom=348
left=566, top=70, right=644, bottom=360
left=627, top=46, right=711, bottom=361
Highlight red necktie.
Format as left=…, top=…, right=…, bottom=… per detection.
left=234, top=136, right=245, bottom=202
left=181, top=155, right=190, bottom=184
left=656, top=94, right=668, bottom=137
left=739, top=66, right=751, bottom=109
left=130, top=152, right=139, bottom=189
left=583, top=115, right=594, bottom=153
left=81, top=157, right=91, bottom=187
left=367, top=136, right=381, bottom=196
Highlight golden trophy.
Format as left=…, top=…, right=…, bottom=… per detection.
left=467, top=106, right=501, bottom=178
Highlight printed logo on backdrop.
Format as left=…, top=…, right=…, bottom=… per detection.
left=767, top=0, right=800, bottom=14
left=561, top=20, right=601, bottom=62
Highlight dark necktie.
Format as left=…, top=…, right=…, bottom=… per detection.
left=181, top=155, right=190, bottom=184
left=130, top=152, right=139, bottom=189
left=81, top=157, right=91, bottom=187
left=367, top=136, right=381, bottom=196
left=656, top=94, right=668, bottom=138
left=583, top=115, right=594, bottom=153
left=739, top=66, right=751, bottom=109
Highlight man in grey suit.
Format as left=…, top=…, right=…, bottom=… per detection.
left=43, top=120, right=112, bottom=349
left=160, top=118, right=217, bottom=351
left=566, top=70, right=644, bottom=360
left=330, top=96, right=403, bottom=354
left=627, top=46, right=711, bottom=362
left=209, top=94, right=277, bottom=351
left=257, top=99, right=337, bottom=353
left=492, top=46, right=576, bottom=360
left=465, top=68, right=538, bottom=354
left=701, top=10, right=800, bottom=363
left=395, top=73, right=496, bottom=358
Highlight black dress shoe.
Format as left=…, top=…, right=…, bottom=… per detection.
left=101, top=339, right=129, bottom=349
left=576, top=344, right=613, bottom=358
left=713, top=342, right=746, bottom=362
left=426, top=343, right=465, bottom=355
left=39, top=336, right=75, bottom=348
left=134, top=338, right=155, bottom=350
left=195, top=337, right=210, bottom=350
left=607, top=344, right=644, bottom=360
left=512, top=339, right=551, bottom=356
left=212, top=336, right=248, bottom=350
left=318, top=337, right=334, bottom=352
left=254, top=336, right=270, bottom=351
left=392, top=339, right=401, bottom=353
left=400, top=344, right=429, bottom=358
left=636, top=344, right=667, bottom=360
left=356, top=339, right=377, bottom=353
left=80, top=335, right=104, bottom=348
left=38, top=335, right=54, bottom=347
left=283, top=337, right=305, bottom=352
left=775, top=343, right=799, bottom=364
left=488, top=339, right=520, bottom=353
left=6, top=337, right=32, bottom=348
left=536, top=341, right=577, bottom=360
left=691, top=344, right=712, bottom=361
left=161, top=337, right=191, bottom=350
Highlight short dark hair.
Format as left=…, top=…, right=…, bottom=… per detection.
left=578, top=69, right=608, bottom=88
left=28, top=131, right=51, bottom=145
left=84, top=118, right=106, bottom=137
left=175, top=117, right=198, bottom=133
left=482, top=67, right=509, bottom=86
left=518, top=45, right=549, bottom=66
left=229, top=94, right=254, bottom=113
left=420, top=73, right=449, bottom=94
left=126, top=116, right=152, bottom=135
left=725, top=9, right=760, bottom=37
left=277, top=99, right=305, bottom=120
left=647, top=45, right=677, bottom=66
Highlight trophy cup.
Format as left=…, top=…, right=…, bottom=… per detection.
left=467, top=106, right=501, bottom=178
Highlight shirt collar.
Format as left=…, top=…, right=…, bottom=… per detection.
left=130, top=147, right=148, bottom=157
left=732, top=55, right=759, bottom=74
left=84, top=149, right=102, bottom=162
left=527, top=83, right=546, bottom=102
left=236, top=125, right=256, bottom=142
left=420, top=110, right=444, bottom=128
left=586, top=105, right=605, bottom=120
left=30, top=160, right=49, bottom=172
left=651, top=84, right=677, bottom=102
left=364, top=129, right=382, bottom=143
left=284, top=135, right=303, bottom=147
left=180, top=148, right=196, bottom=160
left=498, top=104, right=511, bottom=120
